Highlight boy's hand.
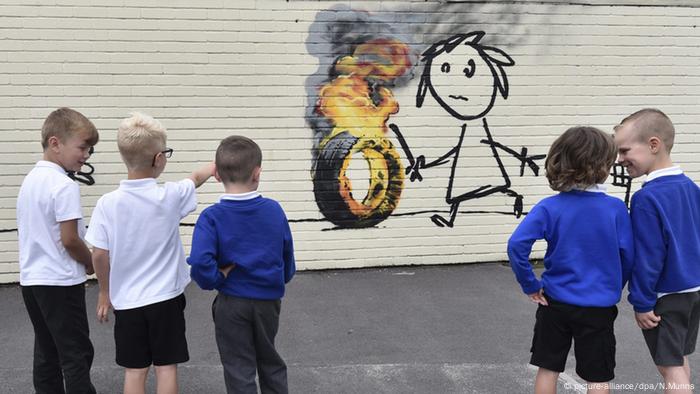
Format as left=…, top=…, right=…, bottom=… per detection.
left=528, top=289, right=548, bottom=306
left=189, top=161, right=216, bottom=188
left=635, top=311, right=661, bottom=330
left=219, top=263, right=236, bottom=278
left=85, top=262, right=95, bottom=276
left=96, top=292, right=112, bottom=323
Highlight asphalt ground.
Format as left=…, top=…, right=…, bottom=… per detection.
left=1, top=263, right=698, bottom=393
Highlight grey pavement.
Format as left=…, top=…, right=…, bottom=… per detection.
left=1, top=263, right=698, bottom=393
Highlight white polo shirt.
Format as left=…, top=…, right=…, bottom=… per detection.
left=17, top=161, right=88, bottom=286
left=85, top=178, right=196, bottom=310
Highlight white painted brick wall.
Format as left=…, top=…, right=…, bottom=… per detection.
left=1, top=0, right=699, bottom=282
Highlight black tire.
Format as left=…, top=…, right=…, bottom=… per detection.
left=313, top=131, right=403, bottom=228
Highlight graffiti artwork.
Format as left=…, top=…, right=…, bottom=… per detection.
left=310, top=38, right=415, bottom=228
left=67, top=163, right=96, bottom=185
left=391, top=32, right=545, bottom=227
left=305, top=3, right=549, bottom=229
left=611, top=163, right=633, bottom=206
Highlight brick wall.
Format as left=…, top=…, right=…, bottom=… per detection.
left=1, top=0, right=699, bottom=282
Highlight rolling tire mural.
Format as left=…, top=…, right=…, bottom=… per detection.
left=310, top=37, right=414, bottom=228
left=313, top=131, right=403, bottom=228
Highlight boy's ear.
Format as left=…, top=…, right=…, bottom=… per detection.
left=649, top=136, right=661, bottom=153
left=47, top=135, right=61, bottom=152
left=213, top=167, right=222, bottom=183
left=252, top=166, right=261, bottom=183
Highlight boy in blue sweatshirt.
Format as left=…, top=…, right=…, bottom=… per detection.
left=508, top=126, right=634, bottom=394
left=615, top=108, right=700, bottom=393
left=188, top=135, right=295, bottom=394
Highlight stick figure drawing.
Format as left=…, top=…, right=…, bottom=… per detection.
left=390, top=31, right=545, bottom=227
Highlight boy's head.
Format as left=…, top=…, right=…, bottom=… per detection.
left=41, top=107, right=99, bottom=172
left=545, top=126, right=616, bottom=192
left=117, top=112, right=168, bottom=173
left=215, top=136, right=262, bottom=186
left=613, top=108, right=675, bottom=178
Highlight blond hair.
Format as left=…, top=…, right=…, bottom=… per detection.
left=615, top=108, right=675, bottom=152
left=41, top=107, right=99, bottom=150
left=117, top=112, right=166, bottom=170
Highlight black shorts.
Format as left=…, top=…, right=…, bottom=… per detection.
left=114, top=293, right=189, bottom=368
left=642, top=290, right=700, bottom=366
left=530, top=295, right=618, bottom=382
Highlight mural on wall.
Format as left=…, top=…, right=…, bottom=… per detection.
left=306, top=11, right=418, bottom=228
left=312, top=39, right=414, bottom=228
left=305, top=8, right=547, bottom=229
left=390, top=32, right=545, bottom=228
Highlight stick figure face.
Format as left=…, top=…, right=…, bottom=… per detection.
left=428, top=43, right=497, bottom=120
left=417, top=32, right=514, bottom=121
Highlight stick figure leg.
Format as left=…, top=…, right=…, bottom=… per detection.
left=431, top=202, right=460, bottom=228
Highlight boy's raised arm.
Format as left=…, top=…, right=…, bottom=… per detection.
left=92, top=247, right=112, bottom=323
left=59, top=219, right=93, bottom=275
left=188, top=161, right=216, bottom=188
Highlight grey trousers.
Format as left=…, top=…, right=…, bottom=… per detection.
left=213, top=293, right=288, bottom=394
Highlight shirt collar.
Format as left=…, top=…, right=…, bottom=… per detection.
left=645, top=166, right=683, bottom=183
left=119, top=178, right=157, bottom=189
left=36, top=160, right=67, bottom=174
left=572, top=184, right=607, bottom=193
left=220, top=191, right=260, bottom=201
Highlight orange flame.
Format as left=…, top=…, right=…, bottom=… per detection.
left=315, top=38, right=413, bottom=145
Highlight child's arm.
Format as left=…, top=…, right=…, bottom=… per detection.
left=187, top=211, right=227, bottom=290
left=283, top=219, right=295, bottom=283
left=617, top=206, right=635, bottom=288
left=92, top=247, right=112, bottom=323
left=627, top=201, right=666, bottom=316
left=188, top=161, right=216, bottom=188
left=59, top=219, right=94, bottom=275
left=507, top=204, right=547, bottom=296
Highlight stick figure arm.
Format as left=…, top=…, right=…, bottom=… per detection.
left=479, top=138, right=545, bottom=177
left=389, top=123, right=457, bottom=182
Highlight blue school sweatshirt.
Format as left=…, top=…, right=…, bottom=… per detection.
left=508, top=189, right=634, bottom=307
left=627, top=174, right=700, bottom=313
left=187, top=195, right=295, bottom=300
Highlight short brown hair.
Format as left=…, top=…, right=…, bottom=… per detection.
left=41, top=107, right=98, bottom=150
left=545, top=126, right=616, bottom=192
left=216, top=135, right=262, bottom=184
left=615, top=108, right=675, bottom=152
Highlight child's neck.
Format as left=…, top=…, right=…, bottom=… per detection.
left=127, top=168, right=159, bottom=180
left=647, top=155, right=675, bottom=174
left=223, top=182, right=258, bottom=194
left=42, top=152, right=63, bottom=169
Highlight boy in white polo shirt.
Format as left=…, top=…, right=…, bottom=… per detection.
left=85, top=112, right=213, bottom=394
left=17, top=107, right=99, bottom=394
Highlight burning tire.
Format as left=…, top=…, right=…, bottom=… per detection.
left=313, top=131, right=404, bottom=228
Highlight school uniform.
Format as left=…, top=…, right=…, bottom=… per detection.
left=188, top=192, right=295, bottom=394
left=628, top=167, right=700, bottom=366
left=85, top=178, right=196, bottom=368
left=508, top=184, right=634, bottom=382
left=17, top=160, right=96, bottom=394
